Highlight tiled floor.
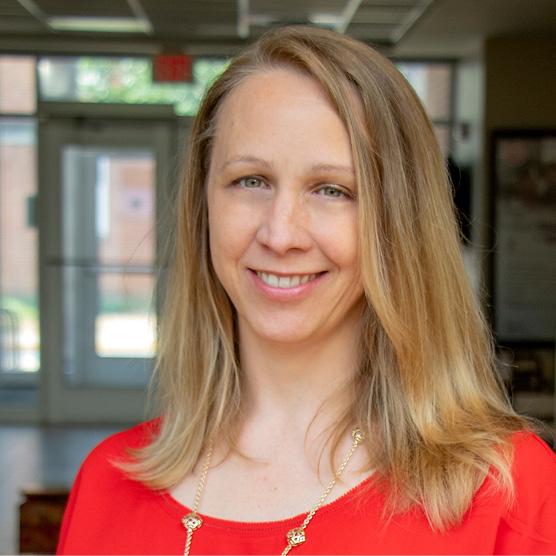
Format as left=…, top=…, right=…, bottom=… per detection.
left=0, top=424, right=128, bottom=554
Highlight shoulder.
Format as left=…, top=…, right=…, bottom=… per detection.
left=78, top=418, right=160, bottom=482
left=58, top=420, right=171, bottom=554
left=494, top=430, right=556, bottom=553
left=510, top=430, right=556, bottom=494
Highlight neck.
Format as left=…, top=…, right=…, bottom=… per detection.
left=237, top=315, right=362, bottom=444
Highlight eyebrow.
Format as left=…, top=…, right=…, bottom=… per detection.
left=219, top=156, right=355, bottom=176
left=219, top=156, right=271, bottom=172
left=311, top=162, right=355, bottom=176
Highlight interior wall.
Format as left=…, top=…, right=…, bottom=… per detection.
left=485, top=37, right=556, bottom=130
left=482, top=37, right=556, bottom=311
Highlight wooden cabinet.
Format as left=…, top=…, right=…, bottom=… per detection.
left=19, top=487, right=69, bottom=554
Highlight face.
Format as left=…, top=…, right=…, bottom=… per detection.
left=206, top=67, right=364, bottom=346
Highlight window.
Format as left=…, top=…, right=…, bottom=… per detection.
left=38, top=56, right=229, bottom=115
left=397, top=61, right=454, bottom=156
left=0, top=56, right=39, bottom=377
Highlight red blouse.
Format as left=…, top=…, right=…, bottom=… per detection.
left=57, top=420, right=556, bottom=555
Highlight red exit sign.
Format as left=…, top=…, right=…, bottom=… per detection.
left=152, top=54, right=193, bottom=83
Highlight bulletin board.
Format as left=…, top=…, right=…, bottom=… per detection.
left=491, top=129, right=556, bottom=343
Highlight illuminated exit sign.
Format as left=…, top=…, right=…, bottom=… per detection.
left=152, top=54, right=193, bottom=82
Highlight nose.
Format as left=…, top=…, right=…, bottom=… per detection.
left=255, top=189, right=312, bottom=254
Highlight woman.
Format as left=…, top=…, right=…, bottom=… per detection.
left=57, top=26, right=556, bottom=555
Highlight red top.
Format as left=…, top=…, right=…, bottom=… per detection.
left=57, top=420, right=556, bottom=555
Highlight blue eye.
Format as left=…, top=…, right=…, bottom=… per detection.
left=317, top=185, right=350, bottom=199
left=235, top=176, right=265, bottom=189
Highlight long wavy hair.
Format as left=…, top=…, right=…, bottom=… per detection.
left=121, top=25, right=529, bottom=530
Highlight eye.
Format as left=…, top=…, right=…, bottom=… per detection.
left=233, top=176, right=266, bottom=189
left=315, top=184, right=352, bottom=200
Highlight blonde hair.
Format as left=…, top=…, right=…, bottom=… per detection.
left=122, top=25, right=529, bottom=530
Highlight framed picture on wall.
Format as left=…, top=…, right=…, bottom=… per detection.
left=491, top=129, right=556, bottom=344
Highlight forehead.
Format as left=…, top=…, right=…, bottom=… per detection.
left=216, top=68, right=335, bottom=131
left=221, top=65, right=332, bottom=111
left=208, top=68, right=354, bottom=170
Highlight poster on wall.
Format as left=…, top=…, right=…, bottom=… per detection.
left=492, top=130, right=556, bottom=342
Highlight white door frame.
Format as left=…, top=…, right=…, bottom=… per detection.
left=38, top=102, right=187, bottom=423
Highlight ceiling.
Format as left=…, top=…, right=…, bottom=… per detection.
left=393, top=0, right=556, bottom=57
left=0, top=0, right=555, bottom=57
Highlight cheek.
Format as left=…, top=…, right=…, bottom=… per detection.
left=314, top=212, right=359, bottom=270
left=208, top=193, right=256, bottom=269
left=207, top=193, right=230, bottom=280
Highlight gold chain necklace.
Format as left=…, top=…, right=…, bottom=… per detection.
left=181, top=428, right=364, bottom=556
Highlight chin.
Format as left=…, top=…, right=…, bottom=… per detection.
left=245, top=317, right=318, bottom=345
left=261, top=331, right=315, bottom=345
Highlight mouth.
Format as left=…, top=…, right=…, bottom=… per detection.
left=249, top=269, right=327, bottom=289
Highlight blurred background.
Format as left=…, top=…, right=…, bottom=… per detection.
left=0, top=0, right=555, bottom=552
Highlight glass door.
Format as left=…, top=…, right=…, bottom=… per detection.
left=39, top=105, right=182, bottom=422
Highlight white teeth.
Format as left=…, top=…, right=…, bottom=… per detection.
left=266, top=273, right=279, bottom=287
left=257, top=272, right=318, bottom=289
left=278, top=276, right=290, bottom=288
left=289, top=276, right=301, bottom=287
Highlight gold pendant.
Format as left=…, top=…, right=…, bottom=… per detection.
left=287, top=527, right=306, bottom=547
left=182, top=512, right=203, bottom=531
left=352, top=428, right=364, bottom=443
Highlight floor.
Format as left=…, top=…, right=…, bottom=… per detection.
left=0, top=424, right=127, bottom=554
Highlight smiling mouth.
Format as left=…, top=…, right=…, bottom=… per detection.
left=252, top=270, right=326, bottom=289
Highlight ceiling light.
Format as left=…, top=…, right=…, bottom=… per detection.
left=48, top=17, right=151, bottom=34
left=309, top=13, right=341, bottom=27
